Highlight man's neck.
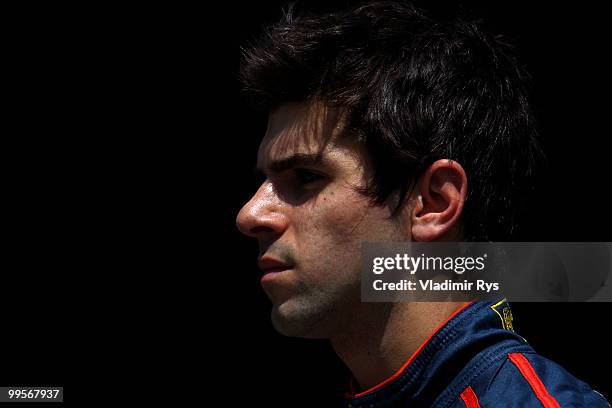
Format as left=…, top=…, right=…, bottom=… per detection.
left=330, top=301, right=469, bottom=392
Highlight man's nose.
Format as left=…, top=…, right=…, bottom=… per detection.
left=236, top=183, right=288, bottom=239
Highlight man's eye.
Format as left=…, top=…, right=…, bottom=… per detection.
left=294, top=169, right=324, bottom=185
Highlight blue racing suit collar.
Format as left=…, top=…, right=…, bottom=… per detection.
left=344, top=300, right=528, bottom=407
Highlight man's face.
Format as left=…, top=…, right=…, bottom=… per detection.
left=236, top=102, right=410, bottom=338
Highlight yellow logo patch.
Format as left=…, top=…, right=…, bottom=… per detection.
left=491, top=298, right=514, bottom=332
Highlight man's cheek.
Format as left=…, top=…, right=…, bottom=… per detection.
left=318, top=198, right=372, bottom=243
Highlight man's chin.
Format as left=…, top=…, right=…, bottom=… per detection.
left=269, top=302, right=330, bottom=339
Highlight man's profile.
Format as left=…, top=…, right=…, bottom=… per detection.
left=236, top=2, right=609, bottom=406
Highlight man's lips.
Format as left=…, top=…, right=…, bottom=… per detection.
left=263, top=267, right=291, bottom=273
left=258, top=257, right=294, bottom=275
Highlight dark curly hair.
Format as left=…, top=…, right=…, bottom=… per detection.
left=240, top=1, right=542, bottom=241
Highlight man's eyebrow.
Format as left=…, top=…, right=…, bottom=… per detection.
left=257, top=153, right=324, bottom=174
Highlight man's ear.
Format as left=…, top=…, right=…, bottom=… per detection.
left=411, top=159, right=467, bottom=241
